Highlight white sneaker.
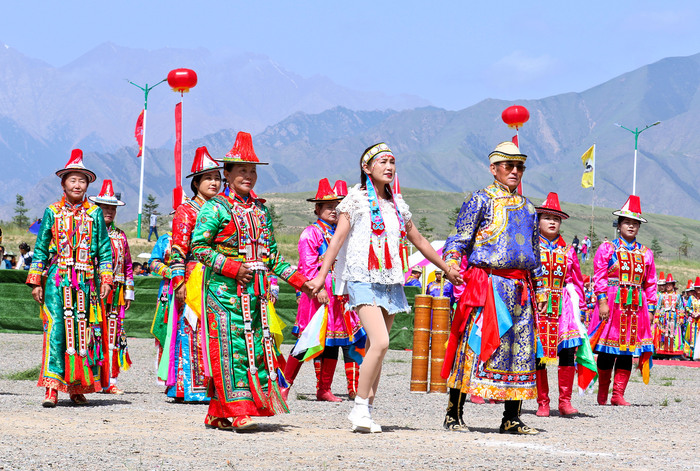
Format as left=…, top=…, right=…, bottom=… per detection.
left=368, top=404, right=382, bottom=433
left=349, top=397, right=372, bottom=433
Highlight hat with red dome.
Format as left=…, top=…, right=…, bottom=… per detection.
left=219, top=132, right=268, bottom=165
left=56, top=149, right=97, bottom=183
left=613, top=195, right=647, bottom=223
left=536, top=192, right=569, bottom=220
left=307, top=178, right=344, bottom=203
left=186, top=146, right=221, bottom=178
left=89, top=179, right=125, bottom=206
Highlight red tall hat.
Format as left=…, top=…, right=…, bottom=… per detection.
left=686, top=279, right=694, bottom=291
left=333, top=180, right=348, bottom=198
left=613, top=195, right=647, bottom=223
left=186, top=146, right=221, bottom=178
left=666, top=273, right=676, bottom=284
left=89, top=179, right=125, bottom=206
left=56, top=149, right=97, bottom=183
left=219, top=132, right=268, bottom=165
left=694, top=276, right=700, bottom=289
left=307, top=178, right=343, bottom=202
left=536, top=192, right=569, bottom=219
left=657, top=271, right=666, bottom=285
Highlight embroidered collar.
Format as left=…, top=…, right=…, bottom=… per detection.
left=614, top=237, right=639, bottom=251
left=492, top=180, right=518, bottom=195
left=539, top=234, right=565, bottom=251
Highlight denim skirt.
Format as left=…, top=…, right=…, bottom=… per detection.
left=347, top=281, right=410, bottom=315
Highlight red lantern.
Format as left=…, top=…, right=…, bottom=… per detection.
left=501, top=105, right=530, bottom=130
left=167, top=68, right=198, bottom=93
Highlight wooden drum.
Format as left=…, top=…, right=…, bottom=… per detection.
left=410, top=294, right=432, bottom=393
left=429, top=296, right=450, bottom=393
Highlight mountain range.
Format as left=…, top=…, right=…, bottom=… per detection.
left=1, top=42, right=699, bottom=224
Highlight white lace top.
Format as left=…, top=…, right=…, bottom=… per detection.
left=335, top=184, right=412, bottom=287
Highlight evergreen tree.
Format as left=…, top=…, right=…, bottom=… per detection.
left=417, top=216, right=434, bottom=239
left=13, top=194, right=30, bottom=228
left=588, top=224, right=601, bottom=253
left=650, top=236, right=663, bottom=258
left=143, top=194, right=160, bottom=222
left=678, top=233, right=693, bottom=258
left=268, top=204, right=284, bottom=229
left=447, top=206, right=461, bottom=231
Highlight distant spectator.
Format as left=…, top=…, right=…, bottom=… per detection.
left=405, top=266, right=423, bottom=289
left=0, top=245, right=6, bottom=269
left=132, top=262, right=144, bottom=276
left=16, top=242, right=32, bottom=270
left=571, top=234, right=580, bottom=258
left=148, top=214, right=159, bottom=242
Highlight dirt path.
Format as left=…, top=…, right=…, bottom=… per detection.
left=0, top=333, right=698, bottom=470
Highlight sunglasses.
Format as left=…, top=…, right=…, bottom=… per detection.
left=497, top=162, right=526, bottom=173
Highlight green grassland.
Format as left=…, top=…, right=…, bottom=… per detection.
left=4, top=187, right=700, bottom=282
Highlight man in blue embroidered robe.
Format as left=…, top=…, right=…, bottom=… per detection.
left=441, top=141, right=546, bottom=435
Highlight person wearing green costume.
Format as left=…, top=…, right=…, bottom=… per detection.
left=27, top=149, right=113, bottom=408
left=190, top=131, right=314, bottom=431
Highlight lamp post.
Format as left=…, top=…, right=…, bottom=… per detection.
left=614, top=121, right=660, bottom=196
left=127, top=78, right=166, bottom=239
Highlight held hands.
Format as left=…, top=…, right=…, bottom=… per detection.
left=317, top=288, right=329, bottom=304
left=537, top=301, right=547, bottom=315
left=445, top=264, right=464, bottom=286
left=300, top=280, right=315, bottom=297
left=306, top=275, right=325, bottom=298
left=236, top=263, right=253, bottom=285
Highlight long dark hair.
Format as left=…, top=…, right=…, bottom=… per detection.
left=359, top=144, right=393, bottom=198
left=190, top=175, right=202, bottom=198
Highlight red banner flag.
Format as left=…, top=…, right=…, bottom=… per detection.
left=135, top=110, right=144, bottom=157
left=173, top=103, right=183, bottom=210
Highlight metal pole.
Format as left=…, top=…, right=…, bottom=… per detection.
left=128, top=79, right=166, bottom=238
left=632, top=130, right=638, bottom=196
left=137, top=104, right=148, bottom=238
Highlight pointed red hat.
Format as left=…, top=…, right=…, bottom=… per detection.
left=657, top=271, right=665, bottom=285
left=307, top=178, right=343, bottom=202
left=219, top=132, right=268, bottom=165
left=56, top=149, right=97, bottom=183
left=666, top=273, right=676, bottom=284
left=536, top=192, right=569, bottom=219
left=694, top=276, right=700, bottom=289
left=88, top=179, right=125, bottom=206
left=685, top=279, right=694, bottom=291
left=613, top=195, right=647, bottom=223
left=333, top=180, right=348, bottom=198
left=186, top=146, right=221, bottom=178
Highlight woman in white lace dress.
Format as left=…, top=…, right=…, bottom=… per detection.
left=309, top=142, right=462, bottom=433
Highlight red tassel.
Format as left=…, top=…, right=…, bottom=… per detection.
left=112, top=350, right=120, bottom=378
left=368, top=243, right=380, bottom=270
left=384, top=241, right=393, bottom=269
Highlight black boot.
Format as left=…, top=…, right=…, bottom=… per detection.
left=500, top=400, right=539, bottom=435
left=443, top=388, right=467, bottom=431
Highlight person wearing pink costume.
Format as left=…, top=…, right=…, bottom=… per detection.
left=653, top=274, right=686, bottom=356
left=283, top=179, right=366, bottom=402
left=533, top=193, right=586, bottom=417
left=589, top=195, right=656, bottom=406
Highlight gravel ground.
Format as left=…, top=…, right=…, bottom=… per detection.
left=0, top=332, right=699, bottom=471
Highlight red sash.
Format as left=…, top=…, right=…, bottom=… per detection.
left=441, top=266, right=533, bottom=378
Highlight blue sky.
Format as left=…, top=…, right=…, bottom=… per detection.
left=2, top=1, right=699, bottom=110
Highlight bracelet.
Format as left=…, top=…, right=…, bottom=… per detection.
left=596, top=294, right=607, bottom=301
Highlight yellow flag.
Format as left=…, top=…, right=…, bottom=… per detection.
left=581, top=144, right=595, bottom=188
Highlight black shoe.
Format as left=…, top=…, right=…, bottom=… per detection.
left=444, top=388, right=468, bottom=431
left=443, top=414, right=464, bottom=431
left=500, top=417, right=539, bottom=435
